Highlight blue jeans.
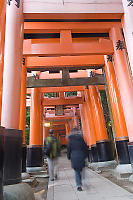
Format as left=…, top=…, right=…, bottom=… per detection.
left=74, top=169, right=82, bottom=187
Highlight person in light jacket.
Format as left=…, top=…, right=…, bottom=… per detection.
left=44, top=129, right=60, bottom=181
left=67, top=128, right=89, bottom=191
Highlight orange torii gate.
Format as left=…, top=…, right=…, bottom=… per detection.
left=26, top=55, right=104, bottom=71
left=0, top=1, right=6, bottom=198
left=23, top=37, right=113, bottom=57
left=1, top=2, right=133, bottom=198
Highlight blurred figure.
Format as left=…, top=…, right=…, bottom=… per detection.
left=67, top=128, right=89, bottom=191
left=44, top=129, right=60, bottom=181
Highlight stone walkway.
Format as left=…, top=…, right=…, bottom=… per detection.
left=46, top=155, right=133, bottom=200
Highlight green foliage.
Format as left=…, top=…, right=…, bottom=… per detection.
left=100, top=90, right=112, bottom=134
left=44, top=92, right=58, bottom=98
left=26, top=107, right=30, bottom=128
left=65, top=91, right=77, bottom=97
left=25, top=128, right=29, bottom=145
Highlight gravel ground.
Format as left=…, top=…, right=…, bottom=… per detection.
left=100, top=170, right=133, bottom=194
left=33, top=177, right=49, bottom=200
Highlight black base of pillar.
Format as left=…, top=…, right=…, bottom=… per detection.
left=90, top=146, right=99, bottom=162
left=96, top=140, right=114, bottom=162
left=27, top=146, right=43, bottom=167
left=116, top=140, right=130, bottom=164
left=3, top=128, right=22, bottom=185
left=22, top=144, right=27, bottom=173
left=128, top=142, right=133, bottom=169
left=88, top=149, right=91, bottom=162
left=0, top=127, right=5, bottom=200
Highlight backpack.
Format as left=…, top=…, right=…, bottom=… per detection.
left=43, top=137, right=56, bottom=158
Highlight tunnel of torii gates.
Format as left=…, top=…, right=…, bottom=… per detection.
left=0, top=0, right=133, bottom=198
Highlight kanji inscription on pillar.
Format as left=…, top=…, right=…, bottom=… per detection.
left=23, top=58, right=25, bottom=65
left=7, top=0, right=20, bottom=8
left=127, top=0, right=133, bottom=6
left=107, top=55, right=113, bottom=62
left=116, top=40, right=125, bottom=51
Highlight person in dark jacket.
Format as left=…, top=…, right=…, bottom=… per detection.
left=67, top=128, right=89, bottom=191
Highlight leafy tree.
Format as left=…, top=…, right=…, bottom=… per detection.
left=44, top=92, right=58, bottom=98
left=65, top=91, right=77, bottom=97
left=100, top=90, right=112, bottom=135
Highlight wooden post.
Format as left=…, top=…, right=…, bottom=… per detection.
left=19, top=57, right=27, bottom=172
left=19, top=58, right=27, bottom=144
left=27, top=88, right=43, bottom=167
left=121, top=0, right=133, bottom=73
left=89, top=86, right=114, bottom=162
left=109, top=26, right=133, bottom=142
left=0, top=0, right=6, bottom=125
left=84, top=88, right=99, bottom=162
left=104, top=55, right=130, bottom=164
left=1, top=0, right=24, bottom=185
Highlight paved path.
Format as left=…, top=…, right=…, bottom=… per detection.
left=46, top=154, right=133, bottom=200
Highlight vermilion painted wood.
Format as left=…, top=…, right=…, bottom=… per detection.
left=121, top=0, right=133, bottom=74
left=43, top=96, right=83, bottom=106
left=23, top=38, right=113, bottom=56
left=84, top=88, right=97, bottom=145
left=27, top=55, right=104, bottom=69
left=26, top=85, right=105, bottom=94
left=24, top=13, right=123, bottom=20
left=89, top=86, right=108, bottom=141
left=30, top=88, right=43, bottom=145
left=104, top=55, right=128, bottom=140
left=110, top=26, right=133, bottom=142
left=24, top=22, right=121, bottom=34
left=0, top=0, right=6, bottom=125
left=19, top=58, right=27, bottom=144
left=1, top=0, right=23, bottom=129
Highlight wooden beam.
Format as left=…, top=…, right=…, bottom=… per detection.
left=27, top=86, right=84, bottom=94
left=43, top=97, right=83, bottom=106
left=45, top=116, right=72, bottom=121
left=24, top=13, right=123, bottom=20
left=27, top=75, right=105, bottom=88
left=24, top=22, right=121, bottom=34
left=49, top=126, right=65, bottom=131
left=23, top=38, right=113, bottom=56
left=46, top=121, right=67, bottom=126
left=47, top=109, right=73, bottom=114
left=27, top=85, right=105, bottom=94
left=27, top=55, right=104, bottom=71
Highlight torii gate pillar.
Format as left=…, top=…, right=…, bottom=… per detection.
left=19, top=58, right=27, bottom=173
left=84, top=89, right=98, bottom=162
left=27, top=88, right=43, bottom=168
left=0, top=0, right=6, bottom=125
left=104, top=55, right=130, bottom=164
left=110, top=26, right=133, bottom=168
left=121, top=0, right=133, bottom=73
left=89, top=86, right=114, bottom=162
left=0, top=0, right=6, bottom=198
left=1, top=0, right=23, bottom=185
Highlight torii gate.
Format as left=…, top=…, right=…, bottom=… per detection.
left=0, top=1, right=133, bottom=199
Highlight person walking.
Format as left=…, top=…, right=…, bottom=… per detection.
left=67, top=128, right=89, bottom=191
left=44, top=129, right=60, bottom=181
